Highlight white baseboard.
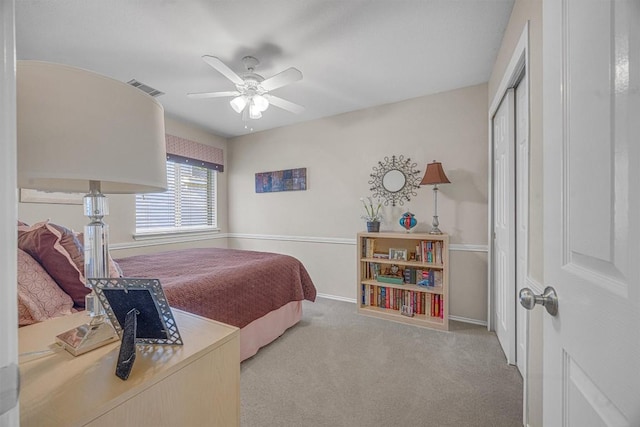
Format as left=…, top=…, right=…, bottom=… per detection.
left=315, top=294, right=487, bottom=327
left=449, top=315, right=487, bottom=326
left=316, top=293, right=357, bottom=304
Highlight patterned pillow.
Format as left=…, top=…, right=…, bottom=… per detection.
left=18, top=298, right=35, bottom=327
left=17, top=221, right=124, bottom=307
left=17, top=248, right=74, bottom=325
left=18, top=221, right=88, bottom=307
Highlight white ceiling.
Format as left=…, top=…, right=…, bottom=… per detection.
left=16, top=0, right=514, bottom=138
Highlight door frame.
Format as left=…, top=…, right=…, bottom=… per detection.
left=487, top=21, right=531, bottom=427
left=0, top=0, right=19, bottom=424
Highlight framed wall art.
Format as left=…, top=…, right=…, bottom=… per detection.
left=255, top=167, right=307, bottom=193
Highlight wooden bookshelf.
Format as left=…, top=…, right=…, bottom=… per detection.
left=357, top=231, right=449, bottom=331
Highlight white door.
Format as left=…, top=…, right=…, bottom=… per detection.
left=543, top=0, right=640, bottom=425
left=492, top=89, right=516, bottom=365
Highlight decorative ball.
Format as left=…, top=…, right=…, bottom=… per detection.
left=399, top=212, right=417, bottom=232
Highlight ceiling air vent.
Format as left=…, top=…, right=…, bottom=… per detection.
left=127, top=79, right=164, bottom=97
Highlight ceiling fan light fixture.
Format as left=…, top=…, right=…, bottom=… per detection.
left=252, top=94, right=269, bottom=112
left=249, top=102, right=262, bottom=119
left=230, top=95, right=247, bottom=113
left=192, top=55, right=304, bottom=122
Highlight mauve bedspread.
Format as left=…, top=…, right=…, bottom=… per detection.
left=116, top=248, right=316, bottom=328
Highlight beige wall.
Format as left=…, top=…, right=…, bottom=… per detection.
left=17, top=84, right=490, bottom=322
left=227, top=83, right=490, bottom=321
left=18, top=115, right=230, bottom=256
left=488, top=0, right=543, bottom=425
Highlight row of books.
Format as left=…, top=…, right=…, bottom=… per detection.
left=418, top=240, right=443, bottom=265
left=362, top=262, right=442, bottom=287
left=403, top=268, right=443, bottom=287
left=363, top=262, right=381, bottom=280
left=362, top=237, right=444, bottom=266
left=363, top=237, right=375, bottom=258
left=362, top=284, right=444, bottom=318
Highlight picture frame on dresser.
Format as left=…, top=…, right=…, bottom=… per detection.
left=92, top=277, right=184, bottom=380
left=92, top=277, right=183, bottom=346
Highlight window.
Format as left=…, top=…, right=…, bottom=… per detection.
left=135, top=160, right=217, bottom=233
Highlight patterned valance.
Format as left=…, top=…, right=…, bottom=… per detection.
left=165, top=134, right=224, bottom=172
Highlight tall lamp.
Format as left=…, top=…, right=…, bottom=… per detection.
left=17, top=60, right=167, bottom=355
left=420, top=160, right=451, bottom=235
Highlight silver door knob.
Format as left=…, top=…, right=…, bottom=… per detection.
left=519, top=286, right=558, bottom=316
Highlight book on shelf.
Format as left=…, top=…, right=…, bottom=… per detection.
left=434, top=270, right=443, bottom=287
left=377, top=275, right=404, bottom=285
left=403, top=268, right=411, bottom=284
left=435, top=241, right=443, bottom=264
left=364, top=238, right=376, bottom=258
left=435, top=294, right=438, bottom=317
left=365, top=262, right=381, bottom=280
left=426, top=294, right=444, bottom=318
left=372, top=252, right=389, bottom=259
left=416, top=269, right=442, bottom=288
left=417, top=239, right=445, bottom=266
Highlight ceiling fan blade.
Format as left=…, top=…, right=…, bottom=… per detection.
left=187, top=90, right=240, bottom=99
left=260, top=67, right=303, bottom=91
left=202, top=55, right=244, bottom=86
left=265, top=95, right=305, bottom=114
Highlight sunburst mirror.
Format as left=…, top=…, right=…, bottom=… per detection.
left=368, top=155, right=421, bottom=206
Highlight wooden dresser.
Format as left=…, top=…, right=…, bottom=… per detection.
left=18, top=309, right=240, bottom=426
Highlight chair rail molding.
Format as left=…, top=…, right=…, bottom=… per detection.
left=112, top=232, right=489, bottom=252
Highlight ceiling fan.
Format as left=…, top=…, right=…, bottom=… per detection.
left=188, top=55, right=304, bottom=120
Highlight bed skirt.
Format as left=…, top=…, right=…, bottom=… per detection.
left=240, top=300, right=302, bottom=361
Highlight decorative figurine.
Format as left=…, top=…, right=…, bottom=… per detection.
left=399, top=212, right=417, bottom=232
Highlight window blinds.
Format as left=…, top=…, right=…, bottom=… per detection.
left=135, top=160, right=217, bottom=232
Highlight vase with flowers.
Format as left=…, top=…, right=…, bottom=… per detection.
left=360, top=197, right=383, bottom=232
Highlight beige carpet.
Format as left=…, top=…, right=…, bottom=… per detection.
left=241, top=297, right=523, bottom=427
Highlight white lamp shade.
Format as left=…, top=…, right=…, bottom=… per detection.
left=252, top=94, right=269, bottom=112
left=229, top=95, right=247, bottom=113
left=249, top=102, right=262, bottom=119
left=17, top=60, right=167, bottom=194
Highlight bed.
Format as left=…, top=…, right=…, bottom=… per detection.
left=115, top=247, right=317, bottom=361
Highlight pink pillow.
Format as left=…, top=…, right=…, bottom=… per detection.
left=17, top=248, right=74, bottom=325
left=18, top=221, right=88, bottom=307
left=17, top=221, right=124, bottom=308
left=18, top=298, right=36, bottom=327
